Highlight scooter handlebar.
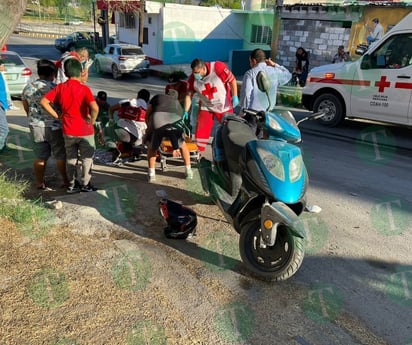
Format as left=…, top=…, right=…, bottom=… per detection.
left=241, top=108, right=266, bottom=123
left=296, top=111, right=326, bottom=125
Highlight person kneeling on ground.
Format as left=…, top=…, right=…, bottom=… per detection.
left=108, top=89, right=150, bottom=157
left=145, top=90, right=193, bottom=183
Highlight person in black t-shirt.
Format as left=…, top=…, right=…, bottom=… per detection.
left=144, top=90, right=193, bottom=183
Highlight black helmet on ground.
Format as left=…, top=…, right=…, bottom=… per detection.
left=159, top=199, right=197, bottom=239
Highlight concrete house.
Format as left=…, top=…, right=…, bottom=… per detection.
left=99, top=0, right=412, bottom=73
left=105, top=1, right=274, bottom=65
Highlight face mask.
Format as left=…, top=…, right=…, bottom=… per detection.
left=194, top=73, right=202, bottom=80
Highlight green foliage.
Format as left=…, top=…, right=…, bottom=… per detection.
left=0, top=171, right=56, bottom=238
left=168, top=70, right=188, bottom=82
left=0, top=171, right=28, bottom=200
left=24, top=0, right=91, bottom=22
left=157, top=69, right=187, bottom=81
left=199, top=0, right=243, bottom=9
left=278, top=85, right=302, bottom=108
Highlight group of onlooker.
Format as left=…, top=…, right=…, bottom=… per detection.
left=31, top=53, right=99, bottom=193
left=2, top=20, right=384, bottom=192
left=0, top=48, right=295, bottom=191
left=10, top=46, right=198, bottom=191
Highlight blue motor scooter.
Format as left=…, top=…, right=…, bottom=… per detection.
left=199, top=71, right=324, bottom=281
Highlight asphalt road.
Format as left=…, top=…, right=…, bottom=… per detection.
left=5, top=34, right=412, bottom=345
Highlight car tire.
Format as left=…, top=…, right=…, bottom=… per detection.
left=313, top=93, right=345, bottom=127
left=112, top=64, right=121, bottom=79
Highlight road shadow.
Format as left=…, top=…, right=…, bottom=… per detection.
left=0, top=125, right=241, bottom=276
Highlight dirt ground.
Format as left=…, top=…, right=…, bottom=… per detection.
left=1, top=154, right=390, bottom=345
left=0, top=151, right=255, bottom=345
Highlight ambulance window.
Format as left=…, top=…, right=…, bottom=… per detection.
left=386, top=35, right=412, bottom=68
left=367, top=34, right=412, bottom=69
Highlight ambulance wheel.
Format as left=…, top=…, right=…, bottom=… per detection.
left=313, top=93, right=344, bottom=127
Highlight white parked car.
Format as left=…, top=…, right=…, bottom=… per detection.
left=0, top=50, right=33, bottom=97
left=94, top=44, right=150, bottom=79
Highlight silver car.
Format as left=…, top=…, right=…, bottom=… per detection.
left=94, top=44, right=150, bottom=79
left=0, top=51, right=33, bottom=97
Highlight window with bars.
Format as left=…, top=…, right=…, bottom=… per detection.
left=119, top=13, right=137, bottom=29
left=251, top=25, right=272, bottom=44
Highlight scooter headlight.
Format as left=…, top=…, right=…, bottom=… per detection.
left=289, top=154, right=304, bottom=182
left=256, top=147, right=285, bottom=181
left=266, top=115, right=282, bottom=131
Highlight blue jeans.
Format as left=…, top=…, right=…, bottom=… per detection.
left=367, top=35, right=376, bottom=46
left=0, top=106, right=9, bottom=151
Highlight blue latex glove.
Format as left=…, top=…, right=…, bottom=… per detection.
left=232, top=95, right=239, bottom=108
left=183, top=111, right=189, bottom=121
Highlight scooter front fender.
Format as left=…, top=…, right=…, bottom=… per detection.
left=261, top=201, right=306, bottom=246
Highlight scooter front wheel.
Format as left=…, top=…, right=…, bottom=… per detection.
left=239, top=212, right=304, bottom=282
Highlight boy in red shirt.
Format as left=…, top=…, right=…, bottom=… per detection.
left=40, top=59, right=99, bottom=193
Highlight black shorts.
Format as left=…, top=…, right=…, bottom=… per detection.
left=150, top=127, right=184, bottom=151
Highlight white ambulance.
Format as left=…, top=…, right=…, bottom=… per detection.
left=301, top=12, right=412, bottom=127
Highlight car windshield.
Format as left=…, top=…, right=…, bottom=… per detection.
left=121, top=48, right=144, bottom=56
left=82, top=32, right=96, bottom=39
left=0, top=54, right=24, bottom=66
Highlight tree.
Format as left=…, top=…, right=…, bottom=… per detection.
left=0, top=0, right=27, bottom=48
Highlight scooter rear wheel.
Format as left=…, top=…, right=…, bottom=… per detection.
left=239, top=212, right=304, bottom=282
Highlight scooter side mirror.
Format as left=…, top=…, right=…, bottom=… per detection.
left=256, top=71, right=272, bottom=111
left=256, top=71, right=271, bottom=93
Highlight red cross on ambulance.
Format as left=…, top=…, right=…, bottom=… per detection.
left=350, top=70, right=412, bottom=125
left=375, top=76, right=390, bottom=92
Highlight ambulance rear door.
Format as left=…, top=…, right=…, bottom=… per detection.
left=349, top=33, right=412, bottom=126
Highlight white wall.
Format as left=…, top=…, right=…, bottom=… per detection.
left=116, top=2, right=243, bottom=63
left=162, top=3, right=236, bottom=40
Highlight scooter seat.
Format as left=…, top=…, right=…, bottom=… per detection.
left=222, top=117, right=256, bottom=173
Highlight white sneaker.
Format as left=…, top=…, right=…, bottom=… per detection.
left=147, top=174, right=156, bottom=183
left=185, top=169, right=193, bottom=180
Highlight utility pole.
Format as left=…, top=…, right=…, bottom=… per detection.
left=138, top=0, right=145, bottom=46
left=100, top=9, right=109, bottom=47
left=271, top=0, right=283, bottom=60
left=91, top=0, right=95, bottom=50
left=32, top=0, right=41, bottom=21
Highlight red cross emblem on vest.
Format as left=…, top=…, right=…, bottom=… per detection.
left=202, top=83, right=218, bottom=100
left=375, top=76, right=390, bottom=93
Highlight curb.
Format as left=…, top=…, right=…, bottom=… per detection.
left=16, top=31, right=63, bottom=39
